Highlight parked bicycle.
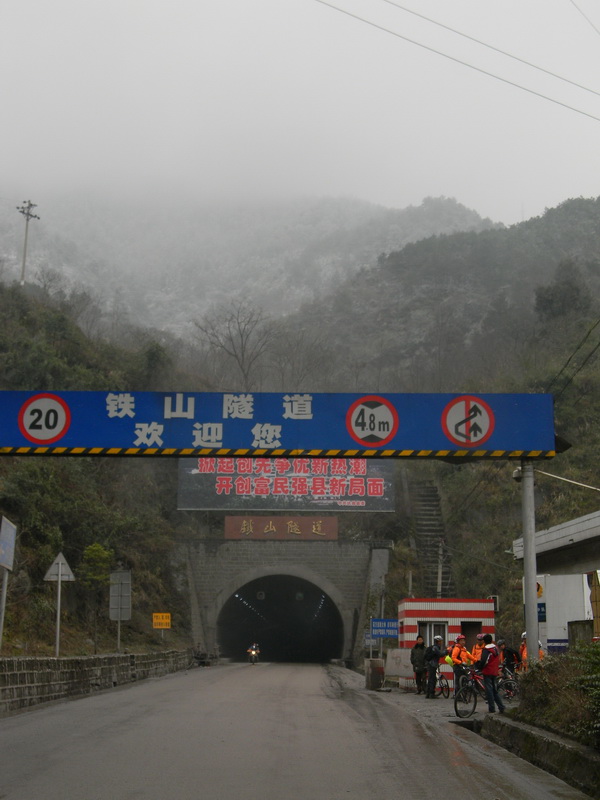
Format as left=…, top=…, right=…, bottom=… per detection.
left=454, top=667, right=519, bottom=717
left=434, top=668, right=450, bottom=698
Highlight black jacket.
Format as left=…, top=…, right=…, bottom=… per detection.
left=427, top=643, right=444, bottom=669
left=410, top=643, right=426, bottom=672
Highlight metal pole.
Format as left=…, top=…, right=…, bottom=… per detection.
left=55, top=560, right=62, bottom=658
left=0, top=568, right=8, bottom=651
left=521, top=459, right=539, bottom=661
left=117, top=578, right=122, bottom=653
left=436, top=539, right=443, bottom=597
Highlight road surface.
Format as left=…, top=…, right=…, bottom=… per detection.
left=0, top=662, right=588, bottom=799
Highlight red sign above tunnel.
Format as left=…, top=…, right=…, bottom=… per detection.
left=224, top=515, right=338, bottom=540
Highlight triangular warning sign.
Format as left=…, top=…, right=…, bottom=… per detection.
left=44, top=552, right=75, bottom=582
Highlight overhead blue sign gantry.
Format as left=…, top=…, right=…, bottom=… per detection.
left=0, top=390, right=556, bottom=459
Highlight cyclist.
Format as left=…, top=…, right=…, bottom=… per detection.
left=450, top=634, right=474, bottom=695
left=471, top=633, right=485, bottom=662
left=473, top=633, right=505, bottom=714
left=519, top=632, right=544, bottom=671
left=497, top=639, right=521, bottom=676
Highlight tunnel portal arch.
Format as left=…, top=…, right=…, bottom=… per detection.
left=217, top=574, right=344, bottom=662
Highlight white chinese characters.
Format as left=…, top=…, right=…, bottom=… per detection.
left=104, top=392, right=315, bottom=450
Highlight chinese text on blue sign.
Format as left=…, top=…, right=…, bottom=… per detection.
left=2, top=391, right=556, bottom=459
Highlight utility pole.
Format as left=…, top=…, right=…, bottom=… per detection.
left=436, top=538, right=444, bottom=598
left=520, top=460, right=540, bottom=659
left=16, top=200, right=40, bottom=286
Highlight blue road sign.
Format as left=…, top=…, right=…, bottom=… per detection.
left=371, top=618, right=399, bottom=638
left=0, top=390, right=556, bottom=459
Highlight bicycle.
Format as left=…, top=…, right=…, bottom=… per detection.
left=497, top=675, right=519, bottom=704
left=434, top=668, right=450, bottom=698
left=454, top=668, right=519, bottom=717
left=453, top=668, right=489, bottom=717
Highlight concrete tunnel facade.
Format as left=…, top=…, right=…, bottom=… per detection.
left=185, top=540, right=391, bottom=664
left=217, top=572, right=345, bottom=662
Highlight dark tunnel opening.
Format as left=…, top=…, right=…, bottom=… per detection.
left=217, top=574, right=344, bottom=663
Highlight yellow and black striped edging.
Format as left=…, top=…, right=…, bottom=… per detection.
left=0, top=447, right=557, bottom=459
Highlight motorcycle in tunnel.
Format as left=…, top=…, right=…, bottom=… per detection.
left=247, top=643, right=260, bottom=664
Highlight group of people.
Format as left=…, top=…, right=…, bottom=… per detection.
left=410, top=631, right=544, bottom=714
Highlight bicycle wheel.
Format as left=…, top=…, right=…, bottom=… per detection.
left=498, top=678, right=519, bottom=704
left=458, top=673, right=470, bottom=690
left=437, top=674, right=450, bottom=698
left=454, top=685, right=477, bottom=718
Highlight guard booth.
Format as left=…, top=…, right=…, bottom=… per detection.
left=390, top=597, right=496, bottom=690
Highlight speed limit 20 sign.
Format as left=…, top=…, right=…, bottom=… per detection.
left=18, top=394, right=71, bottom=445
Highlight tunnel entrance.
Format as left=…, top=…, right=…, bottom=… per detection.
left=217, top=574, right=344, bottom=663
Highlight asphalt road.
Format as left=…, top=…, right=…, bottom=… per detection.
left=0, top=662, right=589, bottom=800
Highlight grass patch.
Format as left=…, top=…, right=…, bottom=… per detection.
left=514, top=644, right=600, bottom=749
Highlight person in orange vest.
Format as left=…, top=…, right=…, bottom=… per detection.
left=450, top=634, right=474, bottom=695
left=519, top=632, right=545, bottom=671
left=471, top=633, right=485, bottom=662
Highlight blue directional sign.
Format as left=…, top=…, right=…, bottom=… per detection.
left=371, top=618, right=399, bottom=638
left=0, top=391, right=556, bottom=459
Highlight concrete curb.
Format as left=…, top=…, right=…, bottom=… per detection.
left=474, top=714, right=600, bottom=800
left=378, top=683, right=600, bottom=799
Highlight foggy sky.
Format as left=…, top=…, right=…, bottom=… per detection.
left=2, top=0, right=600, bottom=224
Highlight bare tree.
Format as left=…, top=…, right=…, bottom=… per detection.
left=195, top=299, right=273, bottom=391
left=267, top=321, right=331, bottom=391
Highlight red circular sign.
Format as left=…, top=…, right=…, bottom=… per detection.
left=18, top=394, right=72, bottom=445
left=441, top=395, right=495, bottom=447
left=346, top=395, right=399, bottom=447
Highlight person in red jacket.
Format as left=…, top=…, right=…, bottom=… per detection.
left=474, top=633, right=505, bottom=714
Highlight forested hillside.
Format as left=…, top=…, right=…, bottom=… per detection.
left=0, top=194, right=498, bottom=337
left=2, top=194, right=600, bottom=653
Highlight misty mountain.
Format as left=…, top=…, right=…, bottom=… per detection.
left=290, top=196, right=600, bottom=394
left=0, top=193, right=499, bottom=336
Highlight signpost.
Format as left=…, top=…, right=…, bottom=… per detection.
left=110, top=570, right=132, bottom=652
left=44, top=552, right=75, bottom=657
left=0, top=517, right=17, bottom=651
left=153, top=612, right=171, bottom=640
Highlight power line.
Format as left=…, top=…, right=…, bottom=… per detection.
left=568, top=0, right=600, bottom=39
left=545, top=315, right=600, bottom=393
left=312, top=0, right=600, bottom=124
left=554, top=336, right=600, bottom=400
left=378, top=0, right=600, bottom=99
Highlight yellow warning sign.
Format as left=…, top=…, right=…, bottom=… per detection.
left=153, top=612, right=171, bottom=629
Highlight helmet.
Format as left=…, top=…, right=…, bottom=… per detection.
left=433, top=635, right=443, bottom=641
left=476, top=633, right=484, bottom=640
left=496, top=639, right=505, bottom=646
left=455, top=635, right=465, bottom=642
left=521, top=631, right=527, bottom=638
